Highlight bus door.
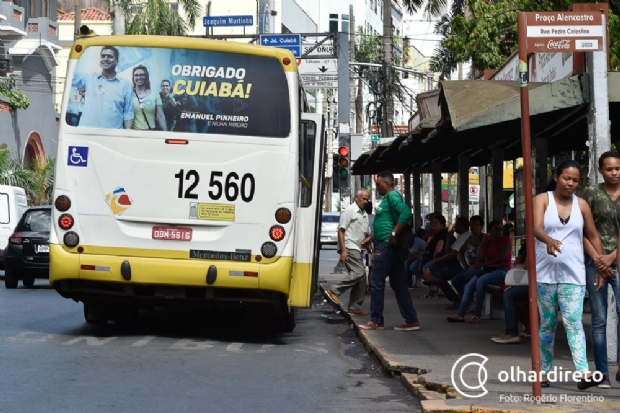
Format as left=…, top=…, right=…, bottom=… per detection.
left=289, top=113, right=326, bottom=307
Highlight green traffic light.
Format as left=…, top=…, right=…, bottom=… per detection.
left=339, top=168, right=349, bottom=178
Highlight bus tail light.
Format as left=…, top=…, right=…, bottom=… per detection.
left=64, top=232, right=80, bottom=248
left=275, top=208, right=291, bottom=224
left=165, top=139, right=188, bottom=145
left=9, top=232, right=22, bottom=245
left=269, top=225, right=285, bottom=241
left=59, top=214, right=74, bottom=230
left=55, top=195, right=71, bottom=212
left=282, top=57, right=291, bottom=66
left=261, top=242, right=277, bottom=258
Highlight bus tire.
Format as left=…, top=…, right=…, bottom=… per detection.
left=282, top=307, right=296, bottom=332
left=83, top=302, right=108, bottom=325
left=22, top=276, right=35, bottom=288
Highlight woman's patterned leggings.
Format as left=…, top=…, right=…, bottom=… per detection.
left=537, top=282, right=588, bottom=374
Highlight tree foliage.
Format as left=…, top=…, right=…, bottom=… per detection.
left=404, top=0, right=620, bottom=78
left=444, top=0, right=523, bottom=72
left=0, top=148, right=55, bottom=205
left=111, top=0, right=200, bottom=35
left=401, top=0, right=449, bottom=20
left=0, top=76, right=30, bottom=110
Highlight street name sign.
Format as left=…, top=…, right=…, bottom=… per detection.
left=298, top=58, right=338, bottom=89
left=203, top=15, right=254, bottom=27
left=525, top=11, right=604, bottom=52
left=259, top=34, right=302, bottom=58
left=302, top=40, right=334, bottom=57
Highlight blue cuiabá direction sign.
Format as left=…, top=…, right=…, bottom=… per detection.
left=203, top=15, right=254, bottom=27
left=259, top=34, right=302, bottom=58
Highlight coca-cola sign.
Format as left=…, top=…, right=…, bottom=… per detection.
left=547, top=39, right=571, bottom=49
left=527, top=36, right=602, bottom=52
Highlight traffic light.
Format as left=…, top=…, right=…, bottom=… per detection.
left=338, top=146, right=350, bottom=179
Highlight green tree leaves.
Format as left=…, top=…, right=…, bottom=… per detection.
left=111, top=0, right=200, bottom=36
left=0, top=148, right=55, bottom=206
left=0, top=76, right=30, bottom=110
left=404, top=0, right=620, bottom=77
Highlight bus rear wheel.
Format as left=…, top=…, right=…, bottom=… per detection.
left=280, top=306, right=296, bottom=333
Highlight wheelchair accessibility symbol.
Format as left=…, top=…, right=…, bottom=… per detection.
left=68, top=146, right=88, bottom=167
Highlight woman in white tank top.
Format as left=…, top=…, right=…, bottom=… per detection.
left=534, top=160, right=605, bottom=389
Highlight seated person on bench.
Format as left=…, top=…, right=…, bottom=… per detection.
left=422, top=217, right=471, bottom=301
left=441, top=216, right=486, bottom=310
left=491, top=242, right=530, bottom=344
left=446, top=220, right=512, bottom=323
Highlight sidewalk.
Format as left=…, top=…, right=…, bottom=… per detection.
left=319, top=269, right=620, bottom=413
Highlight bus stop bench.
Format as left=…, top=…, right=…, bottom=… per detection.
left=484, top=284, right=504, bottom=320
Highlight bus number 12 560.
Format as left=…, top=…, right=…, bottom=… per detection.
left=174, top=169, right=255, bottom=202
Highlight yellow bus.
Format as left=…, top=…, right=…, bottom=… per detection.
left=50, top=32, right=326, bottom=331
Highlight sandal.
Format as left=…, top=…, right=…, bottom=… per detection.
left=467, top=316, right=481, bottom=324
left=447, top=315, right=465, bottom=323
left=466, top=302, right=475, bottom=314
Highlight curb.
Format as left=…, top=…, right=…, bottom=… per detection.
left=319, top=285, right=620, bottom=413
left=319, top=285, right=461, bottom=407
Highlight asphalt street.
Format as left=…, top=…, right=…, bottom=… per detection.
left=0, top=250, right=419, bottom=413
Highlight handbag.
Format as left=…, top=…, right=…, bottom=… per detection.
left=504, top=267, right=529, bottom=286
left=386, top=192, right=413, bottom=259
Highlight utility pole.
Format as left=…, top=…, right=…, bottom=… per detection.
left=73, top=0, right=81, bottom=40
left=350, top=5, right=361, bottom=197
left=324, top=91, right=332, bottom=212
left=381, top=0, right=393, bottom=140
left=112, top=1, right=125, bottom=35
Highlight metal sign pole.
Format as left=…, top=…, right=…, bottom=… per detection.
left=337, top=32, right=351, bottom=210
left=518, top=12, right=542, bottom=400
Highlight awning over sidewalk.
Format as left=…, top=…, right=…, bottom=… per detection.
left=442, top=76, right=587, bottom=132
left=353, top=75, right=590, bottom=175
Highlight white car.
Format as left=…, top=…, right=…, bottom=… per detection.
left=320, top=212, right=339, bottom=249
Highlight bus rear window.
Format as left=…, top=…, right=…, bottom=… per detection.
left=66, top=46, right=291, bottom=137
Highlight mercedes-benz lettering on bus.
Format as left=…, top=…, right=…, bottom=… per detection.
left=50, top=35, right=325, bottom=331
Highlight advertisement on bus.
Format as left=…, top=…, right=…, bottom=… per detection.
left=66, top=46, right=291, bottom=137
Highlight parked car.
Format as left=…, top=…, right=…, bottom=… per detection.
left=4, top=205, right=51, bottom=289
left=0, top=185, right=29, bottom=270
left=320, top=212, right=339, bottom=249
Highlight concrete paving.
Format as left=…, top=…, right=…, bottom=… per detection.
left=319, top=259, right=620, bottom=413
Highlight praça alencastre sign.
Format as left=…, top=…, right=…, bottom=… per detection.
left=68, top=46, right=291, bottom=137
left=525, top=11, right=605, bottom=52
